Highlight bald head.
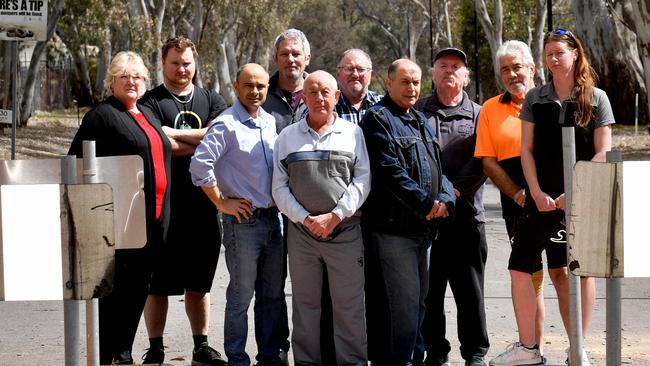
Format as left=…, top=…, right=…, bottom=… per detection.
left=305, top=70, right=338, bottom=91
left=236, top=63, right=268, bottom=82
left=302, top=70, right=340, bottom=126
left=387, top=58, right=421, bottom=80
left=234, top=63, right=269, bottom=117
left=386, top=59, right=422, bottom=111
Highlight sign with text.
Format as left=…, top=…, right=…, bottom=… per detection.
left=0, top=0, right=47, bottom=41
left=0, top=109, right=11, bottom=124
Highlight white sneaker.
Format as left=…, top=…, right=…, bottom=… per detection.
left=489, top=342, right=544, bottom=365
left=565, top=348, right=591, bottom=366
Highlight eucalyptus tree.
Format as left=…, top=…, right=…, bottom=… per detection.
left=574, top=0, right=648, bottom=125
left=18, top=0, right=64, bottom=125
left=344, top=0, right=432, bottom=61
left=474, top=0, right=547, bottom=90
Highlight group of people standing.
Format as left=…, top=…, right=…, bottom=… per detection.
left=68, top=26, right=613, bottom=366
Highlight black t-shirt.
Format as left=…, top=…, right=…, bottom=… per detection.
left=140, top=84, right=227, bottom=240
left=519, top=84, right=615, bottom=200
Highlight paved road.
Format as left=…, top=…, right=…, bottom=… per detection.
left=1, top=183, right=649, bottom=365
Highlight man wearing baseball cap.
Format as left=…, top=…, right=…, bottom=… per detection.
left=414, top=47, right=489, bottom=366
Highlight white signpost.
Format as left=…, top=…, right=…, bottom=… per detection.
left=0, top=152, right=146, bottom=366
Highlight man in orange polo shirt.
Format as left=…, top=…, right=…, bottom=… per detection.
left=474, top=40, right=548, bottom=365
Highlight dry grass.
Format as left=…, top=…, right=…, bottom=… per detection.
left=0, top=109, right=649, bottom=160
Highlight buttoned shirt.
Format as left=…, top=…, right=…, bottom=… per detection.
left=335, top=90, right=382, bottom=124
left=190, top=100, right=277, bottom=209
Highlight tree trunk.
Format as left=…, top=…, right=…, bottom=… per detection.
left=530, top=0, right=547, bottom=84
left=19, top=0, right=64, bottom=126
left=95, top=27, right=112, bottom=98
left=215, top=37, right=235, bottom=105
left=149, top=0, right=165, bottom=86
left=71, top=46, right=94, bottom=107
left=475, top=0, right=503, bottom=85
left=572, top=0, right=646, bottom=125
left=191, top=0, right=204, bottom=88
left=225, top=32, right=238, bottom=82
left=624, top=0, right=650, bottom=126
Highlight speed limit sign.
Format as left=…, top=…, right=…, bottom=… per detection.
left=0, top=109, right=12, bottom=124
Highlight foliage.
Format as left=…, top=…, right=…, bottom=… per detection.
left=457, top=0, right=494, bottom=101
left=3, top=0, right=648, bottom=125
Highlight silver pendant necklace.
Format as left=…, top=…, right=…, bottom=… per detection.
left=164, top=83, right=195, bottom=129
left=164, top=83, right=194, bottom=104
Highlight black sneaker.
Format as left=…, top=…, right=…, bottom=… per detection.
left=465, top=355, right=487, bottom=366
left=192, top=344, right=228, bottom=366
left=142, top=346, right=165, bottom=365
left=112, top=350, right=135, bottom=365
left=278, top=350, right=289, bottom=366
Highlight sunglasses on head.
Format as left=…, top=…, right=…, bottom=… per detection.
left=545, top=28, right=574, bottom=39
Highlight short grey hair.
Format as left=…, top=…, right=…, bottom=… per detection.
left=273, top=28, right=310, bottom=58
left=495, top=40, right=534, bottom=70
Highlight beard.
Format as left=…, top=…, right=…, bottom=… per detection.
left=282, top=67, right=302, bottom=82
left=508, top=81, right=527, bottom=96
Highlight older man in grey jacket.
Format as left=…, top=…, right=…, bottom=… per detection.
left=273, top=70, right=371, bottom=366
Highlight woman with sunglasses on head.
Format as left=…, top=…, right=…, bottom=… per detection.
left=69, top=51, right=171, bottom=365
left=490, top=29, right=613, bottom=366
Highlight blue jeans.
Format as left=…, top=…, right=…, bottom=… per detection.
left=365, top=232, right=431, bottom=366
left=223, top=208, right=284, bottom=366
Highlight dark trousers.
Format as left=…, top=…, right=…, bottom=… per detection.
left=280, top=214, right=291, bottom=352
left=320, top=270, right=337, bottom=365
left=99, top=248, right=151, bottom=364
left=418, top=221, right=489, bottom=363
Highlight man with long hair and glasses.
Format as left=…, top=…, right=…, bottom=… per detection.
left=490, top=29, right=613, bottom=366
left=139, top=36, right=228, bottom=366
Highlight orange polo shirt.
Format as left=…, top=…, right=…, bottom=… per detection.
left=474, top=93, right=522, bottom=161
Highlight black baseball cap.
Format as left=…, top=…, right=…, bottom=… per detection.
left=434, top=47, right=467, bottom=65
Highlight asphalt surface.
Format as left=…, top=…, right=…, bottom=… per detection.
left=1, top=182, right=649, bottom=365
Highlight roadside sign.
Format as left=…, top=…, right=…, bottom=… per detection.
left=0, top=0, right=48, bottom=41
left=0, top=109, right=12, bottom=124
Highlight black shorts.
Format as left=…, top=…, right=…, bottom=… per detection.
left=149, top=211, right=221, bottom=296
left=501, top=192, right=544, bottom=273
left=508, top=209, right=567, bottom=274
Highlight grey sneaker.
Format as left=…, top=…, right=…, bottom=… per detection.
left=489, top=342, right=543, bottom=365
left=565, top=348, right=590, bottom=366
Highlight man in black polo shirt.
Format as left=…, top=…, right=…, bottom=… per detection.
left=139, top=36, right=227, bottom=366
